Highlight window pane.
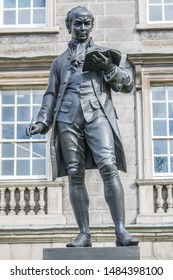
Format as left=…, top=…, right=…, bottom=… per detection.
left=153, top=120, right=167, bottom=136
left=2, top=124, right=14, bottom=139
left=169, top=120, right=173, bottom=135
left=17, top=124, right=28, bottom=139
left=149, top=0, right=161, bottom=3
left=152, top=87, right=165, bottom=101
left=17, top=106, right=30, bottom=121
left=17, top=143, right=30, bottom=157
left=154, top=140, right=167, bottom=154
left=152, top=103, right=166, bottom=118
left=165, top=6, right=173, bottom=21
left=33, top=91, right=43, bottom=104
left=171, top=157, right=173, bottom=172
left=18, top=0, right=30, bottom=8
left=4, top=0, right=16, bottom=8
left=33, top=106, right=40, bottom=118
left=4, top=10, right=16, bottom=24
left=17, top=92, right=30, bottom=104
left=2, top=92, right=15, bottom=104
left=2, top=107, right=14, bottom=122
left=32, top=159, right=45, bottom=175
left=32, top=133, right=46, bottom=140
left=154, top=156, right=168, bottom=173
left=17, top=160, right=30, bottom=175
left=2, top=160, right=14, bottom=175
left=149, top=6, right=162, bottom=21
left=164, top=0, right=173, bottom=3
left=2, top=143, right=14, bottom=158
left=168, top=103, right=173, bottom=118
left=33, top=0, right=46, bottom=7
left=18, top=10, right=30, bottom=24
left=33, top=142, right=46, bottom=158
left=33, top=9, right=46, bottom=24
left=170, top=140, right=173, bottom=153
left=168, top=87, right=173, bottom=100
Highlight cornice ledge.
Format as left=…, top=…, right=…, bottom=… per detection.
left=128, top=53, right=173, bottom=67
left=0, top=56, right=57, bottom=71
left=0, top=224, right=173, bottom=243
left=0, top=179, right=65, bottom=188
left=136, top=179, right=173, bottom=186
left=0, top=27, right=59, bottom=35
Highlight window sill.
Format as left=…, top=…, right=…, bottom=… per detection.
left=0, top=26, right=59, bottom=35
left=136, top=23, right=173, bottom=31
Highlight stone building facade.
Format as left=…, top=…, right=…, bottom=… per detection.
left=0, top=0, right=173, bottom=259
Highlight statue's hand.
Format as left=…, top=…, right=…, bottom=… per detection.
left=26, top=122, right=45, bottom=137
left=91, top=51, right=114, bottom=72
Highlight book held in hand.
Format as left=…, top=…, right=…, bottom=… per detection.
left=83, top=48, right=121, bottom=72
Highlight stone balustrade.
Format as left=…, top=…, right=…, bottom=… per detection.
left=0, top=181, right=66, bottom=226
left=0, top=185, right=46, bottom=216
left=136, top=179, right=173, bottom=223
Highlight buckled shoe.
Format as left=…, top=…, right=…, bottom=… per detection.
left=116, top=229, right=139, bottom=246
left=66, top=233, right=92, bottom=247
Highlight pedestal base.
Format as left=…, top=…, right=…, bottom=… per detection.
left=43, top=247, right=140, bottom=260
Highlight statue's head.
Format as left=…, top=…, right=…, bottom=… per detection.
left=65, top=6, right=94, bottom=42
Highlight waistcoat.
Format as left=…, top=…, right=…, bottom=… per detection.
left=57, top=68, right=104, bottom=123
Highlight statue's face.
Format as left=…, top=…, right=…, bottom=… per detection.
left=69, top=12, right=93, bottom=42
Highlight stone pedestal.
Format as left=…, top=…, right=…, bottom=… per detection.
left=43, top=247, right=140, bottom=260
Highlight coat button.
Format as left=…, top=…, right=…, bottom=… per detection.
left=117, top=84, right=122, bottom=90
left=122, top=75, right=126, bottom=81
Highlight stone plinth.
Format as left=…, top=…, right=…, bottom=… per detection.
left=43, top=247, right=140, bottom=260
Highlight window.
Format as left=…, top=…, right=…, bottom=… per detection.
left=128, top=53, right=173, bottom=179
left=137, top=0, right=173, bottom=30
left=148, top=0, right=173, bottom=23
left=0, top=88, right=47, bottom=179
left=2, top=0, right=46, bottom=27
left=151, top=86, right=173, bottom=176
left=0, top=0, right=57, bottom=33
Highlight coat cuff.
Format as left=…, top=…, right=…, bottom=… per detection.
left=35, top=122, right=48, bottom=134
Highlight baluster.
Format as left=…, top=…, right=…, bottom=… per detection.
left=0, top=188, right=6, bottom=216
left=37, top=186, right=45, bottom=215
left=9, top=187, right=16, bottom=215
left=18, top=187, right=26, bottom=215
left=28, top=187, right=36, bottom=215
left=166, top=184, right=173, bottom=213
left=155, top=185, right=164, bottom=213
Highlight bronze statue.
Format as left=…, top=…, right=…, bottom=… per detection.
left=26, top=6, right=138, bottom=247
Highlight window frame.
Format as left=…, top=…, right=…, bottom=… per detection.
left=0, top=0, right=58, bottom=34
left=128, top=53, right=173, bottom=179
left=137, top=0, right=173, bottom=31
left=0, top=87, right=47, bottom=180
left=150, top=85, right=173, bottom=177
left=0, top=56, right=55, bottom=181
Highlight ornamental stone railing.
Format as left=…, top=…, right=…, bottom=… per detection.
left=136, top=179, right=173, bottom=223
left=0, top=181, right=66, bottom=226
left=0, top=186, right=46, bottom=216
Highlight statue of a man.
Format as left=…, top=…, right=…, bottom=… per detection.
left=26, top=6, right=138, bottom=247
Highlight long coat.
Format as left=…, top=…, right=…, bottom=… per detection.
left=36, top=40, right=134, bottom=180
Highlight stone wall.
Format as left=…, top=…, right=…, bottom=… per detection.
left=1, top=242, right=173, bottom=260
